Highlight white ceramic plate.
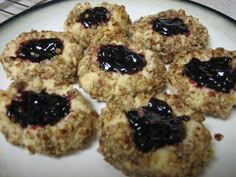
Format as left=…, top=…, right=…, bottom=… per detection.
left=0, top=0, right=235, bottom=177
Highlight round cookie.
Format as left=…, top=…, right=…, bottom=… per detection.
left=98, top=93, right=213, bottom=177
left=0, top=81, right=97, bottom=156
left=130, top=9, right=208, bottom=64
left=78, top=39, right=167, bottom=102
left=168, top=48, right=236, bottom=119
left=64, top=2, right=131, bottom=48
left=0, top=30, right=83, bottom=85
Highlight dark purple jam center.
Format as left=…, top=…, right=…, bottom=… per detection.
left=97, top=44, right=146, bottom=74
left=126, top=98, right=187, bottom=152
left=183, top=57, right=235, bottom=93
left=78, top=7, right=109, bottom=28
left=16, top=38, right=64, bottom=63
left=152, top=18, right=190, bottom=36
left=7, top=91, right=70, bottom=128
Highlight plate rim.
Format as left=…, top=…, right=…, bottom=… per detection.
left=0, top=0, right=235, bottom=28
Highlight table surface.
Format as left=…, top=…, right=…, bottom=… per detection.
left=0, top=0, right=51, bottom=24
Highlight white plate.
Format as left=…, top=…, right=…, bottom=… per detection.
left=0, top=0, right=235, bottom=177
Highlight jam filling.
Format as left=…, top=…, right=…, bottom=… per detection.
left=16, top=38, right=64, bottom=63
left=7, top=91, right=70, bottom=128
left=78, top=7, right=109, bottom=28
left=152, top=18, right=190, bottom=36
left=126, top=98, right=188, bottom=152
left=183, top=57, right=235, bottom=93
left=98, top=44, right=146, bottom=74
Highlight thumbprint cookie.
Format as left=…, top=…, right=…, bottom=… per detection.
left=78, top=38, right=167, bottom=102
left=130, top=9, right=208, bottom=64
left=0, top=30, right=83, bottom=85
left=168, top=48, right=236, bottom=119
left=0, top=81, right=97, bottom=156
left=98, top=93, right=213, bottom=177
left=64, top=2, right=131, bottom=48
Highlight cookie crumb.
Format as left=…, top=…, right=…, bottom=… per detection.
left=214, top=133, right=224, bottom=141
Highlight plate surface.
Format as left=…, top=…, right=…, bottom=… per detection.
left=0, top=0, right=235, bottom=177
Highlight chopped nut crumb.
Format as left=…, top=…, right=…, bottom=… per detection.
left=214, top=133, right=224, bottom=141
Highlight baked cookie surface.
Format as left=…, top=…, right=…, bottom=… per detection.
left=64, top=2, right=131, bottom=48
left=168, top=48, right=236, bottom=119
left=78, top=39, right=167, bottom=102
left=0, top=30, right=83, bottom=85
left=130, top=9, right=208, bottom=63
left=98, top=93, right=213, bottom=177
left=0, top=81, right=97, bottom=156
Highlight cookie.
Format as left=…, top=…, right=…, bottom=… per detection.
left=168, top=48, right=236, bottom=119
left=78, top=39, right=167, bottom=102
left=64, top=2, right=131, bottom=48
left=0, top=30, right=83, bottom=85
left=0, top=81, right=97, bottom=156
left=130, top=9, right=208, bottom=64
left=98, top=93, right=213, bottom=177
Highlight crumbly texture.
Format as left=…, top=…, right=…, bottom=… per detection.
left=130, top=9, right=208, bottom=64
left=64, top=2, right=131, bottom=48
left=78, top=39, right=167, bottom=102
left=168, top=48, right=236, bottom=119
left=98, top=93, right=213, bottom=177
left=0, top=81, right=98, bottom=156
left=0, top=30, right=83, bottom=85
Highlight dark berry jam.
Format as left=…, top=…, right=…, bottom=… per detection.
left=183, top=57, right=235, bottom=93
left=146, top=97, right=172, bottom=118
left=78, top=7, right=109, bottom=28
left=15, top=38, right=63, bottom=63
left=152, top=18, right=190, bottom=36
left=176, top=115, right=190, bottom=121
left=126, top=98, right=187, bottom=152
left=98, top=44, right=146, bottom=74
left=7, top=91, right=70, bottom=128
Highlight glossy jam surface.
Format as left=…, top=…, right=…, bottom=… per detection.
left=183, top=57, right=235, bottom=93
left=98, top=45, right=146, bottom=74
left=126, top=98, right=187, bottom=152
left=152, top=18, right=190, bottom=36
left=146, top=97, right=172, bottom=117
left=79, top=7, right=109, bottom=28
left=7, top=91, right=70, bottom=128
left=16, top=38, right=64, bottom=63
